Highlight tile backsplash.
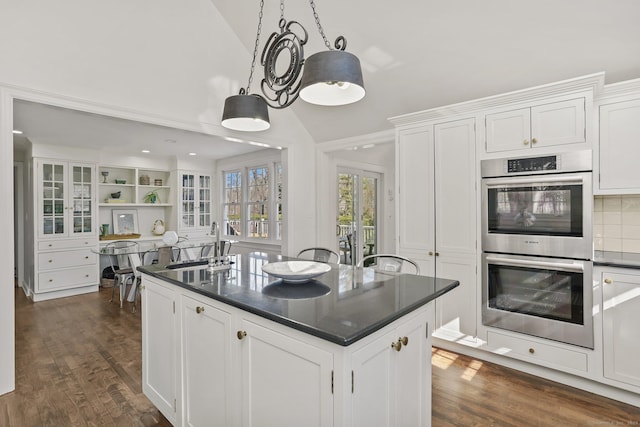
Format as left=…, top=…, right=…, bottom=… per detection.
left=594, top=195, right=640, bottom=253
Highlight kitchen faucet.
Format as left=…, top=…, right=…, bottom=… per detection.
left=211, top=221, right=220, bottom=262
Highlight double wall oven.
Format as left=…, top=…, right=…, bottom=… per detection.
left=481, top=150, right=594, bottom=348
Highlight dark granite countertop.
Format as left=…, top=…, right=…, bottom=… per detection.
left=594, top=251, right=640, bottom=270
left=139, top=252, right=459, bottom=346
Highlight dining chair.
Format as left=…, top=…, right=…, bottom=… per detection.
left=357, top=254, right=420, bottom=275
left=127, top=252, right=143, bottom=313
left=339, top=234, right=352, bottom=264
left=105, top=240, right=139, bottom=308
left=157, top=245, right=180, bottom=266
left=297, top=247, right=341, bottom=264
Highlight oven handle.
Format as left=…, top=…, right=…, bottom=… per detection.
left=483, top=174, right=586, bottom=187
left=485, top=256, right=584, bottom=273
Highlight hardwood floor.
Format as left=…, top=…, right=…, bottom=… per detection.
left=432, top=348, right=640, bottom=426
left=0, top=287, right=171, bottom=426
left=1, top=287, right=639, bottom=426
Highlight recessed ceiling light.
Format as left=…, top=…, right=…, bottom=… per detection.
left=165, top=139, right=177, bottom=144
left=188, top=152, right=197, bottom=156
left=12, top=130, right=23, bottom=134
left=141, top=149, right=150, bottom=153
left=224, top=136, right=244, bottom=143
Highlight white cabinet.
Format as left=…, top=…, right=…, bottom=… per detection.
left=397, top=118, right=477, bottom=339
left=239, top=319, right=333, bottom=427
left=180, top=295, right=233, bottom=427
left=597, top=98, right=640, bottom=193
left=351, top=312, right=430, bottom=427
left=485, top=98, right=586, bottom=153
left=141, top=273, right=434, bottom=427
left=33, top=158, right=98, bottom=301
left=36, top=159, right=96, bottom=239
left=177, top=171, right=212, bottom=236
left=599, top=268, right=640, bottom=388
left=142, top=278, right=178, bottom=425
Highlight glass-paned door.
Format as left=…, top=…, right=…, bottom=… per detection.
left=71, top=164, right=94, bottom=235
left=198, top=175, right=211, bottom=227
left=41, top=161, right=66, bottom=236
left=181, top=173, right=196, bottom=228
left=337, top=168, right=380, bottom=265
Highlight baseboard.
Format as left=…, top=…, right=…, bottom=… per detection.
left=32, top=284, right=99, bottom=302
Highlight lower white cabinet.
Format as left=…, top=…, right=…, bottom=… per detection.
left=141, top=274, right=434, bottom=427
left=599, top=267, right=640, bottom=388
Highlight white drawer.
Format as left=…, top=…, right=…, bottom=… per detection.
left=38, top=238, right=97, bottom=251
left=38, top=266, right=98, bottom=291
left=488, top=330, right=588, bottom=372
left=38, top=249, right=97, bottom=271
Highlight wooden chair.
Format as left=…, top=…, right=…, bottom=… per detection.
left=297, top=247, right=341, bottom=264
left=357, top=254, right=420, bottom=275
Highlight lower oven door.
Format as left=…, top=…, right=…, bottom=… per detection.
left=482, top=253, right=593, bottom=349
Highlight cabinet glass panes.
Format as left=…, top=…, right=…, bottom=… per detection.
left=181, top=174, right=195, bottom=228
left=42, top=163, right=65, bottom=235
left=198, top=175, right=211, bottom=227
left=248, top=167, right=269, bottom=238
left=224, top=171, right=242, bottom=236
left=72, top=165, right=93, bottom=233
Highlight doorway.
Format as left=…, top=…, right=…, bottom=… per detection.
left=337, top=168, right=381, bottom=265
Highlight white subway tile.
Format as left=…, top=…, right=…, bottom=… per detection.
left=622, top=225, right=640, bottom=239
left=594, top=237, right=604, bottom=251
left=603, top=212, right=622, bottom=225
left=603, top=224, right=622, bottom=238
left=603, top=238, right=622, bottom=252
left=603, top=196, right=622, bottom=212
left=622, top=239, right=640, bottom=254
left=622, top=196, right=640, bottom=212
left=593, top=211, right=604, bottom=225
left=593, top=197, right=603, bottom=212
left=622, top=212, right=640, bottom=226
left=593, top=224, right=604, bottom=238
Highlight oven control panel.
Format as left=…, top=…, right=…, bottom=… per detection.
left=507, top=155, right=557, bottom=173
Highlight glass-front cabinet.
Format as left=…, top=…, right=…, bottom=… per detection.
left=37, top=159, right=96, bottom=239
left=179, top=171, right=211, bottom=232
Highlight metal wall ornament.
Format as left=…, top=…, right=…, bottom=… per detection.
left=221, top=0, right=365, bottom=132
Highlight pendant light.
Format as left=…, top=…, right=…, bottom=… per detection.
left=221, top=0, right=365, bottom=132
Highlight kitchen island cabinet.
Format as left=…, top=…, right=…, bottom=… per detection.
left=139, top=252, right=459, bottom=427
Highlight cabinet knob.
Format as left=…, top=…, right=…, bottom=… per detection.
left=196, top=306, right=205, bottom=314
left=391, top=340, right=403, bottom=352
left=48, top=244, right=53, bottom=247
left=435, top=252, right=440, bottom=257
left=400, top=336, right=409, bottom=347
left=523, top=139, right=530, bottom=146
left=49, top=279, right=53, bottom=282
left=85, top=256, right=89, bottom=259
left=48, top=259, right=53, bottom=263
left=237, top=330, right=247, bottom=340
left=531, top=138, right=538, bottom=144
left=604, top=278, right=612, bottom=285
left=428, top=251, right=433, bottom=256
left=529, top=348, right=535, bottom=354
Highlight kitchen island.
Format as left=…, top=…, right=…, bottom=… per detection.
left=139, top=252, right=459, bottom=427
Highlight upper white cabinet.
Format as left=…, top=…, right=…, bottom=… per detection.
left=485, top=98, right=586, bottom=153
left=596, top=84, right=640, bottom=194
left=395, top=118, right=477, bottom=339
left=37, top=159, right=97, bottom=239
left=177, top=171, right=212, bottom=235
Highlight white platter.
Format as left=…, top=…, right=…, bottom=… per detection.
left=262, top=261, right=331, bottom=283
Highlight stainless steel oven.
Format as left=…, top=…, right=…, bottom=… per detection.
left=482, top=253, right=593, bottom=348
left=481, top=150, right=592, bottom=260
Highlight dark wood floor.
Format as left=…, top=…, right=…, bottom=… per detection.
left=1, top=287, right=640, bottom=426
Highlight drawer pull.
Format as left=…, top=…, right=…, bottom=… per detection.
left=400, top=336, right=409, bottom=346
left=391, top=340, right=402, bottom=352
left=237, top=330, right=247, bottom=340
left=49, top=279, right=53, bottom=282
left=523, top=139, right=530, bottom=146
left=196, top=306, right=205, bottom=314
left=48, top=244, right=53, bottom=247
left=85, top=256, right=89, bottom=259
left=604, top=278, right=612, bottom=284
left=48, top=260, right=53, bottom=263
left=529, top=348, right=535, bottom=354
left=531, top=138, right=538, bottom=144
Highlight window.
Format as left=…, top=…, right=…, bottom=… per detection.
left=222, top=162, right=282, bottom=241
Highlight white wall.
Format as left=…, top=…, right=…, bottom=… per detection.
left=0, top=0, right=318, bottom=395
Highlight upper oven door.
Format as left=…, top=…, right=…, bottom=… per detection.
left=482, top=172, right=592, bottom=259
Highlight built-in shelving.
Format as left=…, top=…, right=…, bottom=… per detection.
left=98, top=166, right=172, bottom=207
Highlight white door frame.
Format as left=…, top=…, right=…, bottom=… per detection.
left=13, top=161, right=24, bottom=290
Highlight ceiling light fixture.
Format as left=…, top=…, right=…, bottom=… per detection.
left=12, top=130, right=23, bottom=134
left=141, top=149, right=151, bottom=153
left=221, top=0, right=365, bottom=132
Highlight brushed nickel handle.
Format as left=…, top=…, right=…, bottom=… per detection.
left=523, top=139, right=530, bottom=146
left=237, top=330, right=247, bottom=340
left=400, top=336, right=409, bottom=347
left=196, top=306, right=205, bottom=314
left=529, top=348, right=535, bottom=354
left=531, top=138, right=538, bottom=144
left=604, top=278, right=612, bottom=284
left=391, top=339, right=402, bottom=352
